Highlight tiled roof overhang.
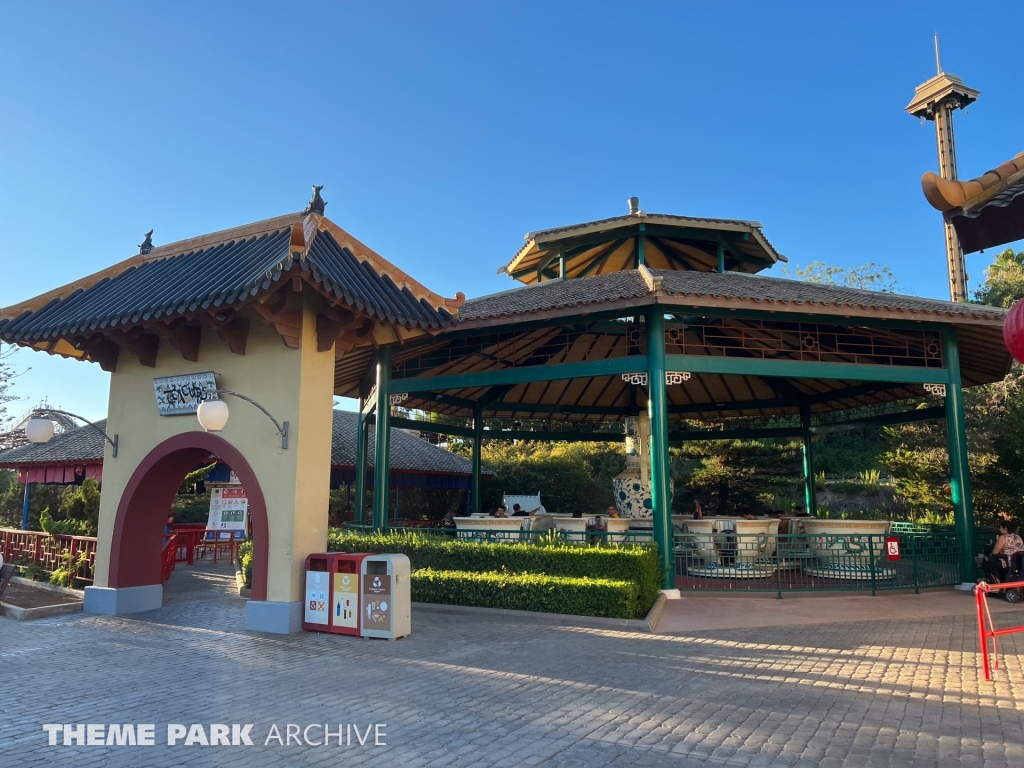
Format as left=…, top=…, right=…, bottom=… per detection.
left=0, top=215, right=459, bottom=348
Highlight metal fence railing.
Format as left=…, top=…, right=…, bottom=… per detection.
left=0, top=528, right=98, bottom=583
left=674, top=531, right=961, bottom=596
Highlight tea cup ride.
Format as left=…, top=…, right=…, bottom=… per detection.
left=453, top=516, right=535, bottom=542
left=550, top=515, right=632, bottom=543
left=801, top=519, right=896, bottom=580
left=678, top=518, right=781, bottom=579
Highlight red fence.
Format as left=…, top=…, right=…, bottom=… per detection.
left=0, top=528, right=98, bottom=583
left=975, top=580, right=1024, bottom=680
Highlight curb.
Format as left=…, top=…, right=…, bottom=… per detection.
left=412, top=592, right=669, bottom=633
left=1, top=600, right=83, bottom=621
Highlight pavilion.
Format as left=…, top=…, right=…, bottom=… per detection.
left=0, top=189, right=1009, bottom=631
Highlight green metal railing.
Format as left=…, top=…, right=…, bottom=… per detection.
left=673, top=531, right=961, bottom=596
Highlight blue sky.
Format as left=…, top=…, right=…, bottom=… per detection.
left=1, top=1, right=1021, bottom=422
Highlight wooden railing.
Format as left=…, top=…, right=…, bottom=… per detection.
left=0, top=528, right=98, bottom=583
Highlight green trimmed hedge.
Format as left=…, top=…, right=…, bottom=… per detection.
left=327, top=529, right=661, bottom=616
left=238, top=541, right=253, bottom=588
left=411, top=568, right=640, bottom=619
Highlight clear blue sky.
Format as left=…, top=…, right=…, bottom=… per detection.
left=1, top=1, right=1021, bottom=422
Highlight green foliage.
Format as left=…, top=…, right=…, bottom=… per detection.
left=48, top=550, right=91, bottom=588
left=478, top=441, right=625, bottom=515
left=973, top=248, right=1024, bottom=309
left=19, top=562, right=48, bottom=581
left=327, top=529, right=661, bottom=613
left=179, top=462, right=217, bottom=494
left=56, top=479, right=100, bottom=535
left=781, top=261, right=899, bottom=293
left=39, top=507, right=93, bottom=536
left=858, top=469, right=881, bottom=487
left=411, top=568, right=641, bottom=619
left=238, top=540, right=253, bottom=589
left=672, top=438, right=803, bottom=514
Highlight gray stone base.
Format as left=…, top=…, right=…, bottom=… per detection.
left=84, top=584, right=163, bottom=615
left=245, top=600, right=302, bottom=633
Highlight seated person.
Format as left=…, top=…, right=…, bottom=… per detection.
left=605, top=504, right=620, bottom=519
left=440, top=510, right=457, bottom=536
left=493, top=505, right=508, bottom=518
left=693, top=500, right=704, bottom=520
left=511, top=503, right=533, bottom=517
left=737, top=506, right=757, bottom=520
left=571, top=510, right=583, bottom=519
left=980, top=521, right=1024, bottom=584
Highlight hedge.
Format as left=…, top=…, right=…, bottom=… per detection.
left=411, top=568, right=640, bottom=619
left=238, top=541, right=253, bottom=588
left=327, top=529, right=661, bottom=615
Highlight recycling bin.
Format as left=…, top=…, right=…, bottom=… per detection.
left=360, top=554, right=411, bottom=640
left=304, top=552, right=372, bottom=633
left=303, top=554, right=331, bottom=632
left=329, top=553, right=372, bottom=636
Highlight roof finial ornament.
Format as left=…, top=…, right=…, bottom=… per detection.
left=138, top=229, right=154, bottom=255
left=302, top=185, right=327, bottom=216
left=628, top=196, right=640, bottom=216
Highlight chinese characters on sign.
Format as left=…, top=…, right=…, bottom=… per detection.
left=153, top=372, right=218, bottom=415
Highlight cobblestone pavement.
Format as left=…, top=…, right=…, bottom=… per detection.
left=3, top=563, right=1024, bottom=767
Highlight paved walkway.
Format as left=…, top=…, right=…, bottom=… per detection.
left=3, top=563, right=1024, bottom=767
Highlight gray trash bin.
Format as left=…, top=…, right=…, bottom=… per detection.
left=360, top=554, right=411, bottom=640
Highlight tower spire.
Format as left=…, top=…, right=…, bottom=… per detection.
left=906, top=41, right=979, bottom=302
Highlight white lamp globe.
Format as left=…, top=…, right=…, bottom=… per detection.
left=26, top=417, right=55, bottom=444
left=197, top=400, right=229, bottom=432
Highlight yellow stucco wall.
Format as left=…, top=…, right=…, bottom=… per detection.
left=92, top=294, right=335, bottom=603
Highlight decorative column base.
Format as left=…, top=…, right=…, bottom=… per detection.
left=245, top=600, right=302, bottom=634
left=84, top=584, right=163, bottom=615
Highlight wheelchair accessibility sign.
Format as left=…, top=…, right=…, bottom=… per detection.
left=885, top=536, right=901, bottom=561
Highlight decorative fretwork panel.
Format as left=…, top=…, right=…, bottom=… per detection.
left=666, top=318, right=944, bottom=368
left=393, top=322, right=644, bottom=380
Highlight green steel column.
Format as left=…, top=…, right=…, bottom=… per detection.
left=942, top=326, right=976, bottom=583
left=799, top=401, right=817, bottom=515
left=637, top=224, right=646, bottom=268
left=717, top=241, right=725, bottom=273
left=372, top=347, right=392, bottom=532
left=354, top=394, right=369, bottom=525
left=558, top=248, right=566, bottom=280
left=472, top=402, right=483, bottom=515
left=646, top=308, right=674, bottom=589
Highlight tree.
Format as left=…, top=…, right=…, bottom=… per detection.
left=973, top=247, right=1024, bottom=309
left=781, top=261, right=900, bottom=293
left=0, top=344, right=22, bottom=449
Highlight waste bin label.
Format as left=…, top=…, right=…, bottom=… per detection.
left=304, top=571, right=328, bottom=625
left=333, top=572, right=358, bottom=629
left=363, top=573, right=391, bottom=631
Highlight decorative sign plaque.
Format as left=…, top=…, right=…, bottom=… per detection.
left=153, top=372, right=218, bottom=416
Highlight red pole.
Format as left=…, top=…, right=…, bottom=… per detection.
left=976, top=584, right=992, bottom=681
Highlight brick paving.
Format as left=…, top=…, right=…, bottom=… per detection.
left=2, top=562, right=1024, bottom=767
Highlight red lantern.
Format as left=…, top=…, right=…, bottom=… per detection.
left=1005, top=300, right=1024, bottom=364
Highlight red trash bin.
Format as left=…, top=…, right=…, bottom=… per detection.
left=303, top=553, right=372, bottom=634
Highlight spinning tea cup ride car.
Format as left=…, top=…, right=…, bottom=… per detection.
left=453, top=515, right=555, bottom=542
left=549, top=515, right=633, bottom=543
left=676, top=518, right=781, bottom=578
left=801, top=519, right=895, bottom=580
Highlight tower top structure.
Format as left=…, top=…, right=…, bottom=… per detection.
left=905, top=35, right=979, bottom=303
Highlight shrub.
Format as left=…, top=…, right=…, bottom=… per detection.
left=327, top=529, right=662, bottom=613
left=238, top=541, right=253, bottom=589
left=39, top=507, right=93, bottom=536
left=411, top=568, right=640, bottom=619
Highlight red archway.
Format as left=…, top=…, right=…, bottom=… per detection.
left=108, top=432, right=269, bottom=601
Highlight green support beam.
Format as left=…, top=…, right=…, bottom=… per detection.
left=354, top=386, right=370, bottom=524
left=942, top=327, right=976, bottom=585
left=800, top=401, right=817, bottom=515
left=372, top=347, right=392, bottom=532
left=670, top=426, right=805, bottom=442
left=636, top=224, right=645, bottom=268
left=717, top=241, right=725, bottom=273
left=388, top=416, right=475, bottom=439
left=665, top=355, right=950, bottom=385
left=392, top=356, right=647, bottom=393
left=646, top=309, right=674, bottom=590
left=809, top=406, right=945, bottom=434
left=472, top=402, right=483, bottom=516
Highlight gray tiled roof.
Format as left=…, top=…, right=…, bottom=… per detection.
left=332, top=410, right=491, bottom=476
left=459, top=269, right=1007, bottom=323
left=0, top=420, right=108, bottom=465
left=0, top=413, right=486, bottom=478
left=0, top=228, right=452, bottom=344
left=460, top=271, right=649, bottom=321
